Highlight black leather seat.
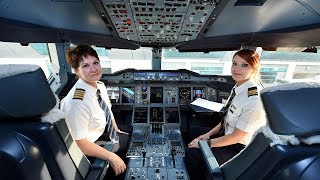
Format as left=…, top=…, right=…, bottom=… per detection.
left=0, top=65, right=110, bottom=180
left=198, top=82, right=320, bottom=180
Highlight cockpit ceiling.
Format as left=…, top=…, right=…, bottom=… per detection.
left=0, top=0, right=320, bottom=50
left=97, top=0, right=320, bottom=48
left=100, top=0, right=218, bottom=47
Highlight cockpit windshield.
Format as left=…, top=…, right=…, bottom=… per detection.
left=1, top=42, right=319, bottom=88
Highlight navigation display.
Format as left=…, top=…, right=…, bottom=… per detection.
left=150, top=87, right=163, bottom=103
left=179, top=87, right=191, bottom=104
left=150, top=107, right=163, bottom=123
left=193, top=87, right=206, bottom=100
left=121, top=87, right=135, bottom=103
left=165, top=107, right=180, bottom=123
left=133, top=107, right=148, bottom=123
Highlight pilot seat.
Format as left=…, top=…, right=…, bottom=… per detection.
left=198, top=82, right=320, bottom=180
left=0, top=64, right=112, bottom=180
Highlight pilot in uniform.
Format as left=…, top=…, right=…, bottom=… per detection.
left=185, top=78, right=266, bottom=179
left=61, top=78, right=129, bottom=158
left=224, top=78, right=266, bottom=147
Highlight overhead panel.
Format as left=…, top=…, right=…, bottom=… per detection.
left=101, top=0, right=218, bottom=46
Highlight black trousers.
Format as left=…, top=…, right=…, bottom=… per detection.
left=96, top=124, right=132, bottom=154
left=95, top=124, right=132, bottom=180
left=185, top=127, right=245, bottom=180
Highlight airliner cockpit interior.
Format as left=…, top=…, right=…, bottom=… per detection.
left=1, top=0, right=320, bottom=180
left=58, top=68, right=235, bottom=179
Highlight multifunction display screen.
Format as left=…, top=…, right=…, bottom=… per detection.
left=165, top=107, right=180, bottom=123
left=150, top=107, right=163, bottom=123
left=193, top=87, right=206, bottom=100
left=150, top=87, right=163, bottom=103
left=133, top=107, right=148, bottom=123
left=179, top=87, right=191, bottom=104
left=121, top=87, right=135, bottom=103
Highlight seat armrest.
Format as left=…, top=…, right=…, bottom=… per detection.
left=198, top=140, right=223, bottom=180
left=86, top=142, right=115, bottom=180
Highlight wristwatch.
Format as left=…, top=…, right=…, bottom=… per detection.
left=207, top=139, right=211, bottom=147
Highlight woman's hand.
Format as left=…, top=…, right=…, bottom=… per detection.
left=117, top=129, right=129, bottom=135
left=188, top=134, right=209, bottom=148
left=188, top=138, right=200, bottom=148
left=109, top=153, right=126, bottom=176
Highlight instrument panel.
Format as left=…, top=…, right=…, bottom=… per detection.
left=102, top=69, right=234, bottom=180
left=105, top=69, right=234, bottom=106
left=109, top=85, right=217, bottom=104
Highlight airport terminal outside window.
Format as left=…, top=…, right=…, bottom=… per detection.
left=161, top=48, right=320, bottom=87
left=0, top=42, right=53, bottom=79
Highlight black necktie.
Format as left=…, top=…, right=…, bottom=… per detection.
left=96, top=89, right=119, bottom=143
left=219, top=88, right=236, bottom=134
left=222, top=88, right=236, bottom=118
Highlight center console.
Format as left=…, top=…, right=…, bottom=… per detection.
left=125, top=106, right=189, bottom=180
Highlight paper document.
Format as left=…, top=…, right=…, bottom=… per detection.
left=191, top=98, right=225, bottom=112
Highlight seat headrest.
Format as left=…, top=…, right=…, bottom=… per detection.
left=261, top=82, right=320, bottom=137
left=0, top=64, right=56, bottom=119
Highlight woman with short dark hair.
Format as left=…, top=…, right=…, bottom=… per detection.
left=61, top=45, right=129, bottom=178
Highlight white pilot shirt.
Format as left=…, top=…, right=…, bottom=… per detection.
left=224, top=78, right=267, bottom=145
left=60, top=79, right=111, bottom=142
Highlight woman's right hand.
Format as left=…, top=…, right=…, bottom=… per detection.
left=109, top=153, right=126, bottom=176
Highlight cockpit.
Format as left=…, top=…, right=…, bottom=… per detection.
left=1, top=0, right=320, bottom=179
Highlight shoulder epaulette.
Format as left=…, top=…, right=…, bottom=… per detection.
left=73, top=88, right=85, bottom=100
left=248, top=86, right=258, bottom=97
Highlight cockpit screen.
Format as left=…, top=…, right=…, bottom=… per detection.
left=165, top=107, right=180, bottom=123
left=107, top=86, right=119, bottom=103
left=150, top=87, right=163, bottom=103
left=179, top=87, right=191, bottom=104
left=133, top=107, right=148, bottom=123
left=193, top=87, right=206, bottom=100
left=150, top=107, right=163, bottom=123
left=121, top=87, right=135, bottom=103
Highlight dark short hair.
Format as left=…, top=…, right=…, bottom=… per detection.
left=65, top=45, right=99, bottom=69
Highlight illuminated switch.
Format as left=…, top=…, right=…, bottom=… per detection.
left=126, top=19, right=131, bottom=26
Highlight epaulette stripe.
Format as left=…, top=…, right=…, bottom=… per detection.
left=73, top=94, right=84, bottom=97
left=248, top=90, right=258, bottom=93
left=73, top=88, right=85, bottom=100
left=248, top=90, right=257, bottom=93
left=248, top=90, right=256, bottom=93
left=74, top=92, right=85, bottom=95
left=248, top=86, right=258, bottom=97
left=74, top=94, right=84, bottom=97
